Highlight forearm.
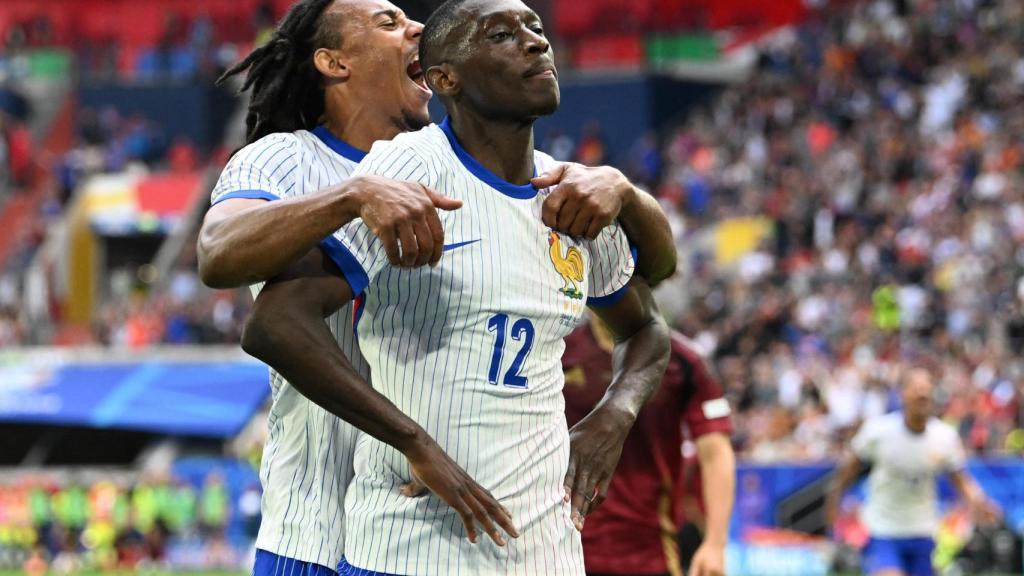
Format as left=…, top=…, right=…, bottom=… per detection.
left=241, top=291, right=426, bottom=453
left=826, top=456, right=861, bottom=519
left=697, top=436, right=735, bottom=546
left=198, top=183, right=361, bottom=288
left=950, top=471, right=983, bottom=503
left=595, top=315, right=671, bottom=425
left=618, top=188, right=677, bottom=286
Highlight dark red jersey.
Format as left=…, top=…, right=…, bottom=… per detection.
left=562, top=326, right=732, bottom=575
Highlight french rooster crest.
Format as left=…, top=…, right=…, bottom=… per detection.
left=548, top=231, right=584, bottom=300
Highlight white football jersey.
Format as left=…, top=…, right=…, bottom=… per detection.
left=212, top=126, right=371, bottom=569
left=851, top=412, right=966, bottom=538
left=323, top=118, right=635, bottom=575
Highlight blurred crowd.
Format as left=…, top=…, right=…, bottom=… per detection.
left=4, top=0, right=1024, bottom=461
left=0, top=471, right=259, bottom=573
left=0, top=108, right=33, bottom=199
left=88, top=249, right=250, bottom=349
left=55, top=106, right=201, bottom=205
left=609, top=0, right=1024, bottom=459
left=0, top=100, right=245, bottom=348
left=2, top=4, right=275, bottom=81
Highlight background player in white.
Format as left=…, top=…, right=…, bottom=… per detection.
left=198, top=0, right=678, bottom=574
left=240, top=0, right=672, bottom=573
left=826, top=368, right=999, bottom=576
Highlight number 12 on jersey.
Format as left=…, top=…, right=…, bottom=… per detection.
left=486, top=314, right=535, bottom=388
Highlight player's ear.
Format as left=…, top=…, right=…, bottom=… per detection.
left=426, top=63, right=458, bottom=98
left=314, top=48, right=351, bottom=81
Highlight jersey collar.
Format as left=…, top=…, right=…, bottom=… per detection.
left=312, top=125, right=367, bottom=163
left=439, top=117, right=538, bottom=200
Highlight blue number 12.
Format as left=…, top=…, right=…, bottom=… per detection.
left=486, top=314, right=535, bottom=388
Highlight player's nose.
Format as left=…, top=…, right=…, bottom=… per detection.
left=408, top=19, right=424, bottom=41
left=523, top=27, right=549, bottom=54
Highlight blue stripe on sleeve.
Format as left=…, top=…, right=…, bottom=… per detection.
left=212, top=190, right=282, bottom=205
left=587, top=283, right=629, bottom=308
left=319, top=236, right=371, bottom=296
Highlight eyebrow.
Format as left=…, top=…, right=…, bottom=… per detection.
left=482, top=9, right=541, bottom=25
left=372, top=9, right=402, bottom=20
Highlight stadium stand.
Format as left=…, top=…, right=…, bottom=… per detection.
left=1, top=0, right=1022, bottom=574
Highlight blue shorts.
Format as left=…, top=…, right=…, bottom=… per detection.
left=254, top=549, right=337, bottom=576
left=336, top=557, right=399, bottom=576
left=863, top=537, right=935, bottom=576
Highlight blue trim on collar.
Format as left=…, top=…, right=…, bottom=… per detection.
left=312, top=126, right=367, bottom=163
left=439, top=117, right=538, bottom=199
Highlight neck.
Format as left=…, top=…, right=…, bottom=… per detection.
left=322, top=90, right=405, bottom=152
left=448, top=108, right=535, bottom=185
left=904, top=412, right=927, bottom=433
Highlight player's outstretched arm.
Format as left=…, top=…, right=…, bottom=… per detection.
left=197, top=176, right=461, bottom=288
left=240, top=248, right=517, bottom=546
left=825, top=451, right=865, bottom=531
left=949, top=469, right=1000, bottom=525
left=563, top=278, right=670, bottom=529
left=533, top=164, right=677, bottom=286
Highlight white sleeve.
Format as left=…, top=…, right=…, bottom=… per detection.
left=210, top=134, right=299, bottom=205
left=585, top=222, right=636, bottom=307
left=850, top=420, right=878, bottom=463
left=318, top=140, right=431, bottom=294
left=944, top=427, right=967, bottom=472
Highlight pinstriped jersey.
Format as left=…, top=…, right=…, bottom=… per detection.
left=323, top=119, right=635, bottom=576
left=211, top=126, right=371, bottom=570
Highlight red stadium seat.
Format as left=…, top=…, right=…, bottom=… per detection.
left=571, top=34, right=644, bottom=69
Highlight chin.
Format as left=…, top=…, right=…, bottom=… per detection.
left=528, top=95, right=560, bottom=118
left=403, top=107, right=432, bottom=131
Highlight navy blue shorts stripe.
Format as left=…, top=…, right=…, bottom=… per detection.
left=254, top=549, right=337, bottom=576
left=336, top=557, right=400, bottom=576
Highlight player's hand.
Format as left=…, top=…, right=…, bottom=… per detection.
left=689, top=541, right=726, bottom=576
left=533, top=163, right=635, bottom=240
left=400, top=435, right=519, bottom=546
left=346, top=175, right=462, bottom=268
left=562, top=404, right=633, bottom=530
left=968, top=495, right=1001, bottom=526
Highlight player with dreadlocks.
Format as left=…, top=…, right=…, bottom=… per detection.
left=197, top=1, right=678, bottom=575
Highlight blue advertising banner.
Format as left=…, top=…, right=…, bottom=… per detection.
left=0, top=349, right=269, bottom=437
left=733, top=460, right=1024, bottom=538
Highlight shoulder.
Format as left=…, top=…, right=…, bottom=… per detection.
left=858, top=413, right=890, bottom=437
left=232, top=132, right=301, bottom=161
left=533, top=150, right=559, bottom=174
left=669, top=334, right=715, bottom=382
left=670, top=333, right=705, bottom=365
left=367, top=124, right=448, bottom=162
left=927, top=417, right=959, bottom=440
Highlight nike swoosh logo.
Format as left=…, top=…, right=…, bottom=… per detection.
left=442, top=239, right=481, bottom=252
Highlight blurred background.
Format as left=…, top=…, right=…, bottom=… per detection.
left=0, top=0, right=1022, bottom=574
